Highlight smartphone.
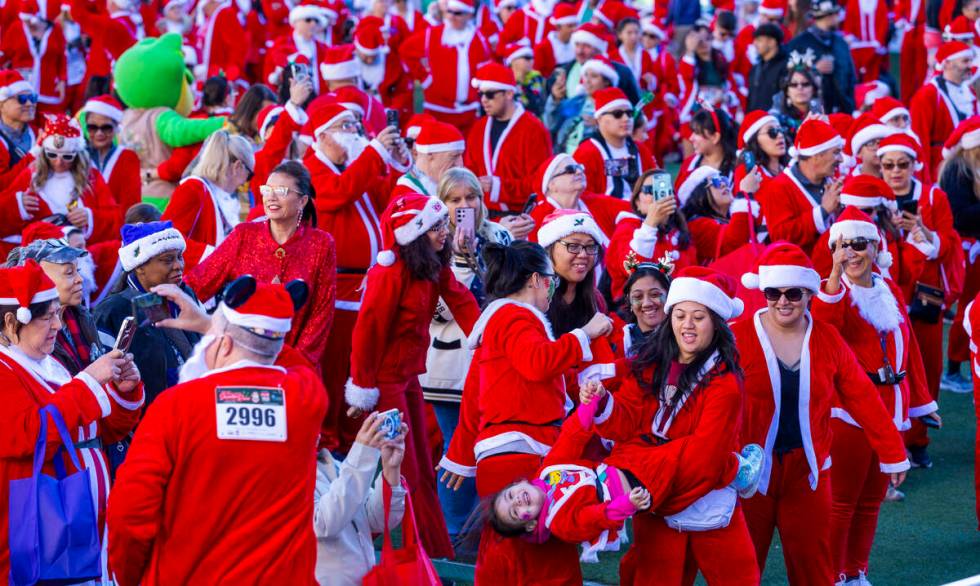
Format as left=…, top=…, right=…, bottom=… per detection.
left=289, top=62, right=310, bottom=83
left=378, top=408, right=402, bottom=440
left=920, top=413, right=941, bottom=429
left=741, top=150, right=756, bottom=174
left=455, top=207, right=475, bottom=234
left=385, top=109, right=399, bottom=131
left=898, top=198, right=918, bottom=215
left=522, top=192, right=538, bottom=215
left=132, top=292, right=169, bottom=325
left=651, top=171, right=674, bottom=201
left=113, top=316, right=138, bottom=353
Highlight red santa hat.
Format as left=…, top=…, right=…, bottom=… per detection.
left=592, top=86, right=630, bottom=117
left=792, top=118, right=843, bottom=158
left=309, top=102, right=352, bottom=138
left=870, top=96, right=910, bottom=125
left=935, top=41, right=973, bottom=70
left=0, top=70, right=33, bottom=102
left=677, top=165, right=721, bottom=205
left=551, top=3, right=579, bottom=26
left=738, top=110, right=778, bottom=150
left=446, top=0, right=475, bottom=13
left=839, top=174, right=892, bottom=209
left=641, top=17, right=668, bottom=39
left=942, top=115, right=980, bottom=158
left=594, top=1, right=637, bottom=29
left=328, top=86, right=368, bottom=116
left=376, top=194, right=449, bottom=266
left=405, top=113, right=435, bottom=140
left=665, top=266, right=744, bottom=321
left=854, top=80, right=890, bottom=113
left=256, top=104, right=285, bottom=138
left=221, top=282, right=297, bottom=337
left=876, top=133, right=923, bottom=171
left=354, top=21, right=390, bottom=56
left=826, top=113, right=854, bottom=138
left=571, top=23, right=609, bottom=52
left=943, top=15, right=976, bottom=42
left=536, top=209, right=609, bottom=248
left=289, top=0, right=328, bottom=26
left=320, top=45, right=361, bottom=81
left=502, top=40, right=534, bottom=66
left=537, top=153, right=580, bottom=195
left=414, top=121, right=465, bottom=154
left=741, top=242, right=821, bottom=292
left=471, top=62, right=517, bottom=92
left=582, top=56, right=621, bottom=87
left=40, top=114, right=84, bottom=154
left=828, top=206, right=892, bottom=269
left=847, top=113, right=893, bottom=160
left=21, top=221, right=67, bottom=246
left=758, top=0, right=785, bottom=17
left=492, top=0, right=519, bottom=12
left=82, top=95, right=124, bottom=124
left=0, top=260, right=59, bottom=324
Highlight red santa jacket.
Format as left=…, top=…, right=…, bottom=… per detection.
left=732, top=312, right=910, bottom=497
left=611, top=45, right=655, bottom=92
left=499, top=4, right=553, bottom=50
left=261, top=0, right=292, bottom=42
left=402, top=23, right=493, bottom=116
left=756, top=167, right=830, bottom=256
left=463, top=105, right=553, bottom=211
left=573, top=138, right=656, bottom=198
left=0, top=126, right=35, bottom=187
left=161, top=176, right=239, bottom=248
left=813, top=275, right=938, bottom=431
left=264, top=32, right=330, bottom=94
left=686, top=204, right=756, bottom=265
left=345, top=257, right=480, bottom=410
left=528, top=193, right=631, bottom=245
left=191, top=1, right=247, bottom=80
left=441, top=299, right=593, bottom=476
left=534, top=32, right=575, bottom=78
left=605, top=215, right=698, bottom=302
left=842, top=0, right=889, bottom=82
left=93, top=146, right=142, bottom=214
left=106, top=361, right=326, bottom=586
left=895, top=178, right=963, bottom=304
left=910, top=77, right=978, bottom=183
left=0, top=19, right=66, bottom=109
left=70, top=0, right=141, bottom=79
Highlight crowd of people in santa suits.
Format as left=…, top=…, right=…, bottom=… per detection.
left=3, top=0, right=980, bottom=583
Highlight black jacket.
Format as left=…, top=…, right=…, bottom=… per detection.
left=786, top=27, right=857, bottom=114
left=747, top=49, right=789, bottom=113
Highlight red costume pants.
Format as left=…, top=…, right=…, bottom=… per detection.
left=949, top=259, right=980, bottom=364
left=377, top=378, right=453, bottom=559
left=906, top=317, right=944, bottom=448
left=473, top=453, right=582, bottom=586
left=829, top=420, right=890, bottom=578
left=319, top=307, right=358, bottom=451
left=742, top=448, right=835, bottom=586
left=620, top=508, right=760, bottom=586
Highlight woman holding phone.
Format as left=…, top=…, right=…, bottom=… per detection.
left=680, top=166, right=762, bottom=265
left=733, top=111, right=788, bottom=192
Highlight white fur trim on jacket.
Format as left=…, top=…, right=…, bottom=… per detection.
left=729, top=198, right=759, bottom=217
left=629, top=223, right=657, bottom=258
left=467, top=298, right=555, bottom=349
left=905, top=229, right=941, bottom=260
left=437, top=455, right=476, bottom=477
left=345, top=377, right=381, bottom=411
left=76, top=372, right=112, bottom=418
left=118, top=227, right=186, bottom=272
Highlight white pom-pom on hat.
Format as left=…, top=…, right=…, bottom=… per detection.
left=16, top=307, right=32, bottom=324
left=741, top=272, right=761, bottom=290
left=376, top=250, right=396, bottom=267
left=876, top=249, right=893, bottom=269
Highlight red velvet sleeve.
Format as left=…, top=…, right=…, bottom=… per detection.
left=111, top=150, right=143, bottom=214
left=312, top=147, right=389, bottom=213
left=86, top=173, right=122, bottom=244
left=542, top=416, right=594, bottom=467
left=184, top=224, right=241, bottom=301
left=498, top=315, right=588, bottom=383
left=548, top=488, right=623, bottom=543
left=439, top=265, right=480, bottom=336
left=98, top=383, right=145, bottom=445
left=757, top=181, right=824, bottom=251
left=161, top=180, right=205, bottom=239
left=156, top=144, right=200, bottom=183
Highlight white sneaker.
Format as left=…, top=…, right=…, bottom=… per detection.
left=732, top=444, right=765, bottom=498
left=941, top=372, right=974, bottom=394
left=884, top=485, right=905, bottom=502
left=857, top=570, right=873, bottom=586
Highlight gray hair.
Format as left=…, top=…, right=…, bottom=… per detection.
left=212, top=309, right=283, bottom=363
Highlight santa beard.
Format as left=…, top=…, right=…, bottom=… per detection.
left=178, top=334, right=215, bottom=383
left=847, top=276, right=902, bottom=334
left=76, top=253, right=97, bottom=306
left=331, top=131, right=370, bottom=163
left=360, top=58, right=385, bottom=91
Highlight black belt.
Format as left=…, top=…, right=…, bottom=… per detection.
left=337, top=267, right=367, bottom=275
left=488, top=418, right=562, bottom=428
left=866, top=370, right=907, bottom=385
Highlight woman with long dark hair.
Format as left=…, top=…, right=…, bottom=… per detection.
left=345, top=193, right=481, bottom=559
left=590, top=266, right=761, bottom=585
left=680, top=166, right=761, bottom=265
left=733, top=111, right=789, bottom=190
left=610, top=259, right=672, bottom=359
left=771, top=60, right=823, bottom=143
left=675, top=107, right=738, bottom=190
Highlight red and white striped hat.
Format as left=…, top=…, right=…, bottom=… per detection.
left=793, top=118, right=843, bottom=157
left=471, top=62, right=517, bottom=92
left=415, top=121, right=465, bottom=154
left=0, top=69, right=32, bottom=101
left=738, top=110, right=779, bottom=149
left=83, top=95, right=124, bottom=123
left=376, top=194, right=449, bottom=266
left=320, top=45, right=361, bottom=81
left=0, top=260, right=58, bottom=324
left=665, top=266, right=744, bottom=320
left=741, top=242, right=820, bottom=293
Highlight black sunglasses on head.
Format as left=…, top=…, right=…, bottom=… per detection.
left=86, top=123, right=114, bottom=134
left=763, top=287, right=805, bottom=302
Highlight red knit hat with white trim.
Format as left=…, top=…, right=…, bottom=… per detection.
left=354, top=21, right=389, bottom=56
left=792, top=118, right=843, bottom=158
left=942, top=115, right=980, bottom=159
left=854, top=81, right=890, bottom=113
left=21, top=221, right=66, bottom=246
left=289, top=0, right=327, bottom=25
left=551, top=3, right=578, bottom=25
left=536, top=209, right=609, bottom=248
left=415, top=121, right=465, bottom=154
left=471, top=62, right=517, bottom=92
left=40, top=114, right=84, bottom=154
left=405, top=113, right=435, bottom=140
left=665, top=266, right=744, bottom=320
left=82, top=95, right=124, bottom=124
left=828, top=206, right=892, bottom=268
left=876, top=133, right=923, bottom=171
left=0, top=70, right=32, bottom=102
left=376, top=194, right=449, bottom=266
left=0, top=260, right=59, bottom=324
left=847, top=112, right=893, bottom=160
left=677, top=165, right=720, bottom=205
left=593, top=86, right=630, bottom=117
left=943, top=15, right=975, bottom=42
left=493, top=0, right=519, bottom=13
left=446, top=0, right=475, bottom=13
left=320, top=45, right=361, bottom=81
left=308, top=102, right=352, bottom=138
left=221, top=282, right=296, bottom=337
left=641, top=16, right=668, bottom=39
left=571, top=23, right=609, bottom=52
left=741, top=242, right=820, bottom=292
left=870, top=96, right=910, bottom=125
left=839, top=174, right=892, bottom=209
left=935, top=41, right=973, bottom=70
left=738, top=110, right=778, bottom=150
left=502, top=40, right=534, bottom=66
left=582, top=55, right=620, bottom=87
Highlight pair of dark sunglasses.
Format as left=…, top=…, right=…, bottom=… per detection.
left=478, top=90, right=502, bottom=100
left=882, top=160, right=911, bottom=170
left=553, top=163, right=584, bottom=177
left=86, top=123, right=114, bottom=134
left=605, top=109, right=633, bottom=120
left=832, top=238, right=871, bottom=252
left=44, top=150, right=76, bottom=162
left=765, top=127, right=782, bottom=140
left=15, top=93, right=39, bottom=105
left=763, top=287, right=805, bottom=302
left=446, top=9, right=469, bottom=15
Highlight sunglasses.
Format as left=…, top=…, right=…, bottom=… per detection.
left=303, top=16, right=319, bottom=22
left=44, top=150, right=76, bottom=162
left=15, top=93, right=39, bottom=105
left=605, top=109, right=633, bottom=120
left=881, top=160, right=911, bottom=170
left=446, top=9, right=469, bottom=15
left=260, top=184, right=302, bottom=198
left=233, top=158, right=255, bottom=181
left=553, top=163, right=584, bottom=177
left=832, top=238, right=872, bottom=252
left=765, top=127, right=782, bottom=139
left=709, top=175, right=732, bottom=190
left=788, top=81, right=813, bottom=89
left=86, top=123, right=114, bottom=134
left=478, top=90, right=502, bottom=100
left=763, top=287, right=805, bottom=302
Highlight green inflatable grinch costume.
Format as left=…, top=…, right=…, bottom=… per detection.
left=116, top=33, right=225, bottom=203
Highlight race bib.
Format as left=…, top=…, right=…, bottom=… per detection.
left=215, top=387, right=287, bottom=442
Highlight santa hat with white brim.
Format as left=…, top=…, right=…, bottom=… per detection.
left=571, top=24, right=609, bottom=52
left=792, top=118, right=843, bottom=158
left=471, top=62, right=517, bottom=92
left=582, top=57, right=620, bottom=87
left=536, top=209, right=609, bottom=249
left=665, top=266, right=744, bottom=321
left=83, top=95, right=125, bottom=124
left=220, top=282, right=296, bottom=336
left=0, top=70, right=32, bottom=101
left=0, top=260, right=59, bottom=324
left=289, top=3, right=327, bottom=25
left=838, top=174, right=892, bottom=209
left=376, top=194, right=449, bottom=266
left=118, top=221, right=187, bottom=272
left=415, top=122, right=465, bottom=154
left=741, top=242, right=821, bottom=293
left=677, top=165, right=721, bottom=206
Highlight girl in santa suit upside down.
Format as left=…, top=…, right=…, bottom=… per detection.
left=439, top=239, right=615, bottom=585
left=813, top=207, right=941, bottom=584
left=345, top=194, right=481, bottom=559
left=591, top=266, right=763, bottom=586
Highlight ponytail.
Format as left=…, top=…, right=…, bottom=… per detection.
left=482, top=241, right=550, bottom=300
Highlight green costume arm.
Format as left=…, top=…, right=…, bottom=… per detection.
left=154, top=110, right=227, bottom=148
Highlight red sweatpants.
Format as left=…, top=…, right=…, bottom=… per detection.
left=829, top=421, right=890, bottom=577
left=474, top=453, right=583, bottom=586
left=319, top=307, right=358, bottom=451
left=949, top=259, right=980, bottom=364
left=621, top=508, right=760, bottom=586
left=742, top=449, right=835, bottom=586
left=377, top=378, right=454, bottom=559
left=906, top=317, right=944, bottom=448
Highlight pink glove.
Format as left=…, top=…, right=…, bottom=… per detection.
left=605, top=493, right=638, bottom=522
left=577, top=395, right=600, bottom=428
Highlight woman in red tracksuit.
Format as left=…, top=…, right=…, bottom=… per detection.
left=813, top=206, right=940, bottom=584
left=594, top=266, right=760, bottom=586
left=345, top=194, right=481, bottom=559
left=733, top=243, right=910, bottom=585
left=440, top=240, right=613, bottom=585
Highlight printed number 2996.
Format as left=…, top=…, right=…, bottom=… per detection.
left=226, top=406, right=276, bottom=427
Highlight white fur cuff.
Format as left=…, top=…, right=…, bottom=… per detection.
left=816, top=280, right=845, bottom=304
left=437, top=455, right=477, bottom=477
left=571, top=328, right=593, bottom=362
left=629, top=223, right=658, bottom=258
left=345, top=377, right=380, bottom=411
left=879, top=459, right=911, bottom=474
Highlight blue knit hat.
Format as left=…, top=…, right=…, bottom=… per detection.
left=118, top=221, right=186, bottom=272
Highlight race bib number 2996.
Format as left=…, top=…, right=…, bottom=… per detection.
left=215, top=387, right=287, bottom=442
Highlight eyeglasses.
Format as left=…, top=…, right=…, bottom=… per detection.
left=788, top=81, right=813, bottom=89
left=428, top=219, right=449, bottom=233
left=44, top=150, right=76, bottom=162
left=709, top=175, right=732, bottom=190
left=765, top=127, right=782, bottom=140
left=478, top=90, right=502, bottom=100
left=605, top=109, right=633, bottom=120
left=558, top=240, right=600, bottom=256
left=446, top=9, right=469, bottom=15
left=832, top=238, right=872, bottom=252
left=86, top=123, right=114, bottom=135
left=260, top=184, right=303, bottom=198
left=553, top=163, right=584, bottom=178
left=330, top=120, right=359, bottom=133
left=15, top=93, right=38, bottom=105
left=233, top=158, right=254, bottom=181
left=763, top=287, right=805, bottom=302
left=303, top=16, right=319, bottom=22
left=882, top=160, right=912, bottom=170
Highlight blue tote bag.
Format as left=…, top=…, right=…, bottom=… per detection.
left=8, top=404, right=102, bottom=585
